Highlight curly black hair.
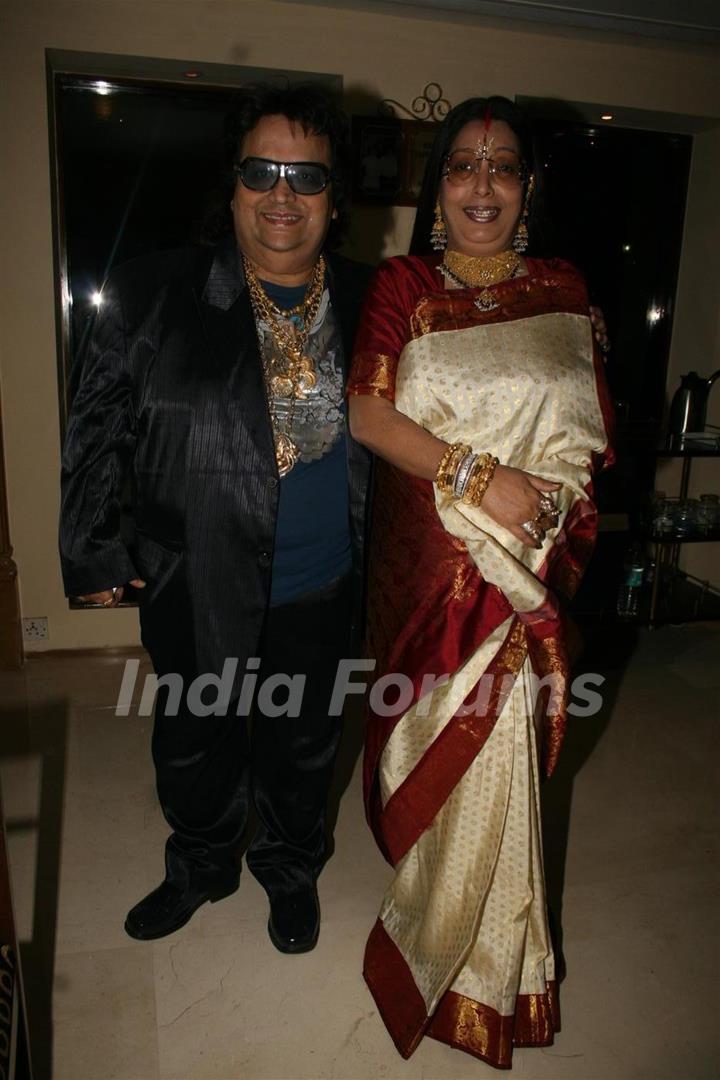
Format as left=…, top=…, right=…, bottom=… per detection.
left=409, top=95, right=547, bottom=257
left=203, top=81, right=350, bottom=249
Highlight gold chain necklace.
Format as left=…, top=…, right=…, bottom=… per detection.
left=440, top=248, right=521, bottom=288
left=243, top=254, right=326, bottom=476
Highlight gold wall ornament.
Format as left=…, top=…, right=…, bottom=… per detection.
left=380, top=83, right=451, bottom=122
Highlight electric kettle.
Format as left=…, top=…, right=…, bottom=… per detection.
left=668, top=369, right=720, bottom=437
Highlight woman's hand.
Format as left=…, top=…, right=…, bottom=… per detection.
left=481, top=465, right=561, bottom=547
left=589, top=305, right=610, bottom=357
left=349, top=396, right=560, bottom=547
left=76, top=579, right=146, bottom=607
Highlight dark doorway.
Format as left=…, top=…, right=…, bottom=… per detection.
left=533, top=118, right=692, bottom=439
left=526, top=110, right=694, bottom=619
left=55, top=79, right=241, bottom=408
left=47, top=52, right=340, bottom=433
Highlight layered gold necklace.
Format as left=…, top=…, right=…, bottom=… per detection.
left=243, top=253, right=326, bottom=476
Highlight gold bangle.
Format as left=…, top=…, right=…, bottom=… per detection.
left=435, top=442, right=471, bottom=494
left=462, top=454, right=499, bottom=507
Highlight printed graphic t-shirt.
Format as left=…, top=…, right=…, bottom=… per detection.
left=257, top=277, right=351, bottom=607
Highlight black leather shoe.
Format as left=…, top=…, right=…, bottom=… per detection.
left=267, top=887, right=320, bottom=954
left=124, top=878, right=238, bottom=941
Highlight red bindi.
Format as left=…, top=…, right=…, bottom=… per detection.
left=482, top=105, right=492, bottom=133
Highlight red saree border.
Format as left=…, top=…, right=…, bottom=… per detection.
left=362, top=466, right=513, bottom=864
left=364, top=919, right=428, bottom=1060
left=428, top=983, right=560, bottom=1069
left=365, top=919, right=560, bottom=1070
left=537, top=495, right=597, bottom=600
left=380, top=618, right=527, bottom=865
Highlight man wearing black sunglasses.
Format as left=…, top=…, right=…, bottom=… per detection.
left=60, top=83, right=373, bottom=952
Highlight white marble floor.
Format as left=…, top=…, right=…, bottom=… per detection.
left=1, top=624, right=718, bottom=1079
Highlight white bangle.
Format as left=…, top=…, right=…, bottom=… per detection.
left=454, top=452, right=478, bottom=497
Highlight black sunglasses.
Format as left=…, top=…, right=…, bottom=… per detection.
left=234, top=157, right=331, bottom=196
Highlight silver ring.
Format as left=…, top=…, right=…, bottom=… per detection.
left=538, top=494, right=557, bottom=516
left=521, top=519, right=543, bottom=542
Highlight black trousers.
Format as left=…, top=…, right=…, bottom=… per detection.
left=150, top=575, right=351, bottom=898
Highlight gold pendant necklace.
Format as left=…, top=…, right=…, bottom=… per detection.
left=244, top=253, right=326, bottom=476
left=473, top=289, right=502, bottom=312
left=441, top=248, right=521, bottom=288
left=273, top=432, right=299, bottom=477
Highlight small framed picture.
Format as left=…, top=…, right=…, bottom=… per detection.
left=352, top=117, right=438, bottom=206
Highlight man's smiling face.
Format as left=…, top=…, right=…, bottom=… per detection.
left=232, top=113, right=336, bottom=283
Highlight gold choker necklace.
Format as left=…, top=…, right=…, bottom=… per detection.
left=441, top=248, right=521, bottom=288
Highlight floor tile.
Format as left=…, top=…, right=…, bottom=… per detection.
left=53, top=946, right=159, bottom=1080
left=0, top=626, right=716, bottom=1079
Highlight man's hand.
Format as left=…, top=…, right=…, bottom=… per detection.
left=589, top=305, right=610, bottom=356
left=76, top=579, right=146, bottom=607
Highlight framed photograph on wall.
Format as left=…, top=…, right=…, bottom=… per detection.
left=352, top=117, right=437, bottom=206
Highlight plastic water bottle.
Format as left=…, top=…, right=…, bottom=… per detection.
left=616, top=543, right=645, bottom=619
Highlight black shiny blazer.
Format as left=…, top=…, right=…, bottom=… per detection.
left=59, top=244, right=373, bottom=681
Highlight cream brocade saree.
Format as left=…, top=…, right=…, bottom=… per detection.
left=348, top=255, right=613, bottom=1068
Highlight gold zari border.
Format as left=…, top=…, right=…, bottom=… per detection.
left=427, top=982, right=560, bottom=1069
left=347, top=351, right=396, bottom=399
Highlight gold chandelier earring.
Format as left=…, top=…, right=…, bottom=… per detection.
left=512, top=173, right=535, bottom=254
left=431, top=200, right=447, bottom=251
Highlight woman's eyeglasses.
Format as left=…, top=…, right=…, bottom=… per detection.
left=443, top=150, right=526, bottom=186
left=234, top=157, right=331, bottom=196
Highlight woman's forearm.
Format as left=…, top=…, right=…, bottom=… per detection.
left=348, top=394, right=447, bottom=480
left=348, top=392, right=562, bottom=548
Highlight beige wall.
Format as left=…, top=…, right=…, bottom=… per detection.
left=2, top=0, right=719, bottom=651
left=658, top=125, right=720, bottom=583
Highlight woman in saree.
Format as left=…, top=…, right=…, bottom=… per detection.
left=347, top=96, right=614, bottom=1069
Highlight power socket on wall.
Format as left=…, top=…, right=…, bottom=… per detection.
left=22, top=617, right=49, bottom=641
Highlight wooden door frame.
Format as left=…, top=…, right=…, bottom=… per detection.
left=0, top=380, right=22, bottom=669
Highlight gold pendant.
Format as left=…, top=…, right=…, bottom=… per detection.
left=474, top=289, right=500, bottom=312
left=293, top=355, right=317, bottom=396
left=271, top=374, right=294, bottom=398
left=274, top=432, right=299, bottom=477
left=297, top=355, right=316, bottom=376
left=295, top=369, right=317, bottom=395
